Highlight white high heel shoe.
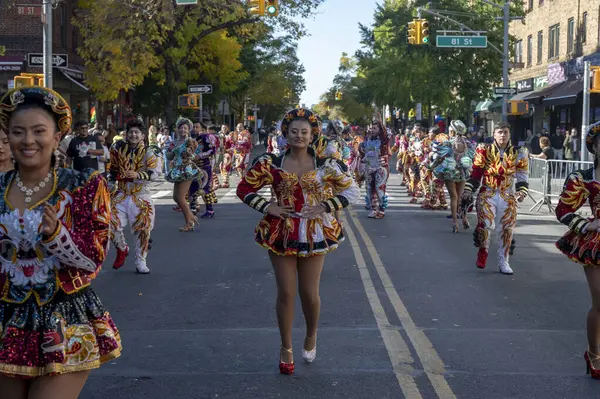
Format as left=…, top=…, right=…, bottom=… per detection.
left=302, top=334, right=317, bottom=363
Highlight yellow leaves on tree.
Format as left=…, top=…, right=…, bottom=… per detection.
left=0, top=46, right=5, bottom=56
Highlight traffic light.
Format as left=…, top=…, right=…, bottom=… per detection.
left=592, top=66, right=600, bottom=93
left=406, top=21, right=417, bottom=45
left=335, top=91, right=342, bottom=101
left=188, top=94, right=199, bottom=107
left=14, top=76, right=34, bottom=88
left=266, top=0, right=278, bottom=16
left=247, top=0, right=265, bottom=16
left=178, top=95, right=190, bottom=107
left=419, top=19, right=430, bottom=44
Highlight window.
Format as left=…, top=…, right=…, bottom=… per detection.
left=539, top=0, right=543, bottom=5
left=582, top=12, right=587, bottom=44
left=528, top=0, right=533, bottom=11
left=60, top=4, right=67, bottom=48
left=537, top=30, right=543, bottom=64
left=549, top=24, right=560, bottom=59
left=567, top=18, right=574, bottom=53
left=527, top=35, right=532, bottom=66
left=515, top=40, right=523, bottom=63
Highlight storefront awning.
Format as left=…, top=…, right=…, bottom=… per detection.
left=488, top=97, right=504, bottom=113
left=522, top=83, right=560, bottom=104
left=57, top=67, right=88, bottom=91
left=542, top=78, right=583, bottom=107
left=510, top=91, right=533, bottom=101
left=474, top=100, right=493, bottom=112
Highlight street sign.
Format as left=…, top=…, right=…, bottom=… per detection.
left=17, top=5, right=41, bottom=16
left=494, top=87, right=517, bottom=95
left=436, top=36, right=488, bottom=48
left=27, top=53, right=68, bottom=68
left=176, top=0, right=197, bottom=4
left=188, top=84, right=212, bottom=94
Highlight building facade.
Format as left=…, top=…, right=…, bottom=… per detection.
left=0, top=0, right=90, bottom=121
left=508, top=0, right=600, bottom=140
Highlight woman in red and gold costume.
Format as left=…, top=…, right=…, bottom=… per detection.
left=555, top=121, right=600, bottom=379
left=236, top=108, right=359, bottom=375
left=0, top=87, right=120, bottom=397
left=233, top=123, right=253, bottom=177
left=219, top=128, right=237, bottom=188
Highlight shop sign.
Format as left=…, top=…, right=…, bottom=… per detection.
left=534, top=76, right=548, bottom=89
left=0, top=56, right=24, bottom=73
left=567, top=52, right=600, bottom=77
left=517, top=78, right=533, bottom=92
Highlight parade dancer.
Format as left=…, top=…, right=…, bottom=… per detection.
left=166, top=117, right=205, bottom=232
left=0, top=86, right=121, bottom=396
left=432, top=120, right=475, bottom=231
left=109, top=119, right=160, bottom=274
left=194, top=124, right=219, bottom=218
left=233, top=123, right=253, bottom=177
left=419, top=128, right=436, bottom=209
left=407, top=126, right=424, bottom=203
left=220, top=128, right=236, bottom=188
left=236, top=108, right=359, bottom=375
left=314, top=120, right=344, bottom=160
left=358, top=117, right=390, bottom=218
left=555, top=121, right=600, bottom=379
left=462, top=122, right=529, bottom=274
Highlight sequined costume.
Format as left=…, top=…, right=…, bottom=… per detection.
left=358, top=129, right=390, bottom=218
left=554, top=168, right=600, bottom=265
left=313, top=135, right=342, bottom=160
left=165, top=137, right=203, bottom=183
left=233, top=130, right=253, bottom=176
left=0, top=169, right=121, bottom=377
left=392, top=134, right=409, bottom=184
left=406, top=135, right=423, bottom=201
left=189, top=133, right=218, bottom=216
left=431, top=136, right=475, bottom=182
left=272, top=134, right=288, bottom=156
left=236, top=149, right=359, bottom=256
left=220, top=132, right=236, bottom=188
left=109, top=141, right=161, bottom=273
left=464, top=143, right=529, bottom=271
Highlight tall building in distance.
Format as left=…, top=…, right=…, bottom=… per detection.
left=507, top=0, right=600, bottom=138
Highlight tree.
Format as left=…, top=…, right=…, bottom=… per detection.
left=74, top=0, right=324, bottom=126
left=0, top=46, right=5, bottom=56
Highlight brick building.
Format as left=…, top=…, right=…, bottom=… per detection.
left=506, top=0, right=600, bottom=140
left=0, top=0, right=89, bottom=121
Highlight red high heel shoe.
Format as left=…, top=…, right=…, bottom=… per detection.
left=279, top=346, right=294, bottom=375
left=585, top=350, right=600, bottom=379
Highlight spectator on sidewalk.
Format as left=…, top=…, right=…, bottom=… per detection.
left=550, top=127, right=565, bottom=160
left=564, top=127, right=580, bottom=162
left=530, top=136, right=555, bottom=202
left=66, top=119, right=104, bottom=172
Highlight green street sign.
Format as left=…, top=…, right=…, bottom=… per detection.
left=176, top=0, right=197, bottom=4
left=436, top=36, right=488, bottom=48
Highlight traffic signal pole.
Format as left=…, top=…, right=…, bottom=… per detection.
left=43, top=0, right=53, bottom=89
left=582, top=61, right=591, bottom=162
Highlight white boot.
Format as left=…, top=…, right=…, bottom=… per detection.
left=498, top=262, right=513, bottom=275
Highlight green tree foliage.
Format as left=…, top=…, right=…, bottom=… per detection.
left=74, top=0, right=324, bottom=126
left=0, top=46, right=5, bottom=56
left=323, top=0, right=523, bottom=123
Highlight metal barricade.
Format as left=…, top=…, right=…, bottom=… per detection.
left=527, top=158, right=593, bottom=212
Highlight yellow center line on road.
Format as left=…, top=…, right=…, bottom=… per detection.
left=341, top=215, right=423, bottom=399
left=346, top=208, right=457, bottom=399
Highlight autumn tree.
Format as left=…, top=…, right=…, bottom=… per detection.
left=0, top=46, right=5, bottom=56
left=74, top=0, right=324, bottom=126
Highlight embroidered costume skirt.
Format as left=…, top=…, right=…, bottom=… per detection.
left=556, top=230, right=600, bottom=267
left=255, top=213, right=344, bottom=257
left=0, top=287, right=121, bottom=378
left=165, top=163, right=202, bottom=184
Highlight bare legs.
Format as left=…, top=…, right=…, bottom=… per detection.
left=0, top=370, right=90, bottom=399
left=269, top=252, right=325, bottom=363
left=445, top=180, right=467, bottom=230
left=173, top=180, right=194, bottom=225
left=585, top=267, right=600, bottom=368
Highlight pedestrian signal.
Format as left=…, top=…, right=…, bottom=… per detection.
left=592, top=66, right=600, bottom=94
left=266, top=0, right=278, bottom=16
left=247, top=0, right=265, bottom=16
left=14, top=76, right=34, bottom=88
left=419, top=19, right=430, bottom=44
left=406, top=21, right=417, bottom=45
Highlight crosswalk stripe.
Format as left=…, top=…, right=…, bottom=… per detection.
left=151, top=190, right=172, bottom=199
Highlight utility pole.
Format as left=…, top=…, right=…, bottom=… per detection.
left=501, top=1, right=509, bottom=123
left=43, top=0, right=53, bottom=89
left=582, top=61, right=591, bottom=162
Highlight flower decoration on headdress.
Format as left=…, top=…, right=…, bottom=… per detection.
left=281, top=108, right=322, bottom=137
left=176, top=116, right=193, bottom=132
left=450, top=120, right=467, bottom=135
left=0, top=86, right=72, bottom=136
left=586, top=121, right=600, bottom=154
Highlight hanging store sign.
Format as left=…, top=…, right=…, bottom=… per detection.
left=517, top=78, right=533, bottom=92
left=534, top=76, right=548, bottom=89
left=0, top=56, right=24, bottom=72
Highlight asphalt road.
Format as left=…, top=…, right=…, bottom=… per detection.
left=81, top=150, right=597, bottom=399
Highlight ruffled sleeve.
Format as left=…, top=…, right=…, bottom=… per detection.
left=320, top=159, right=359, bottom=212
left=555, top=171, right=591, bottom=234
left=465, top=143, right=487, bottom=193
left=42, top=173, right=111, bottom=273
left=515, top=146, right=529, bottom=194
left=236, top=154, right=274, bottom=213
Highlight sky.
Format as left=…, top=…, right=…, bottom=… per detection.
left=297, top=0, right=379, bottom=107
